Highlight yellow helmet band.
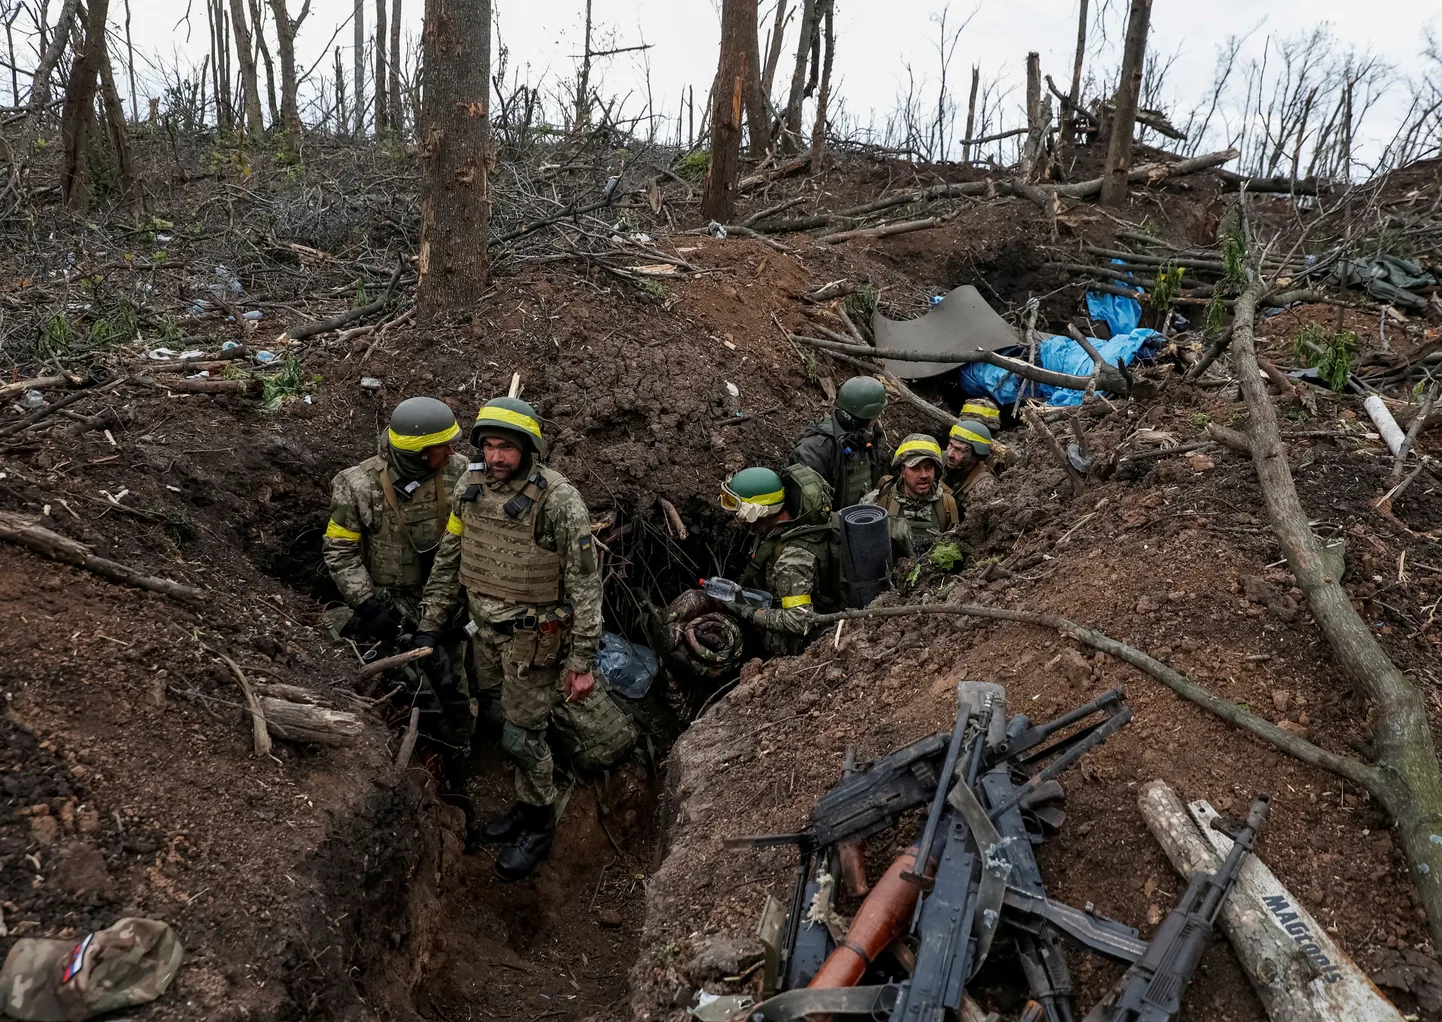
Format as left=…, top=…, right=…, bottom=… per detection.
left=387, top=422, right=461, bottom=452
left=950, top=424, right=991, bottom=447
left=961, top=402, right=1000, bottom=422
left=894, top=438, right=943, bottom=462
left=475, top=405, right=542, bottom=441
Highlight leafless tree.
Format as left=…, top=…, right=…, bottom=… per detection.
left=267, top=0, right=310, bottom=154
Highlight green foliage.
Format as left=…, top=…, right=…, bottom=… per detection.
left=353, top=280, right=369, bottom=307
left=260, top=357, right=304, bottom=413
left=1221, top=226, right=1247, bottom=284
left=158, top=315, right=182, bottom=342
left=906, top=562, right=922, bottom=586
left=39, top=314, right=73, bottom=358
left=929, top=542, right=965, bottom=571
left=1192, top=412, right=1210, bottom=426
left=673, top=150, right=710, bottom=182
left=1293, top=323, right=1357, bottom=392
left=636, top=278, right=668, bottom=303
left=1204, top=296, right=1226, bottom=334
left=1149, top=265, right=1185, bottom=311
left=801, top=351, right=820, bottom=385
left=843, top=285, right=879, bottom=323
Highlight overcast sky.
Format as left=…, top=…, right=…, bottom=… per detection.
left=105, top=0, right=1441, bottom=166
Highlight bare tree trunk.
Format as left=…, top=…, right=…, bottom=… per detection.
left=1228, top=259, right=1442, bottom=953
left=353, top=0, right=365, bottom=135
left=1289, top=86, right=1316, bottom=190
left=374, top=0, right=388, bottom=135
left=806, top=0, right=832, bottom=173
left=334, top=44, right=347, bottom=135
left=1021, top=52, right=1052, bottom=180
left=60, top=0, right=109, bottom=212
left=267, top=0, right=308, bottom=155
left=388, top=0, right=401, bottom=137
left=4, top=9, right=17, bottom=106
left=1099, top=0, right=1152, bottom=206
left=963, top=65, right=978, bottom=162
left=97, top=46, right=135, bottom=202
left=1341, top=75, right=1354, bottom=182
left=26, top=0, right=79, bottom=113
left=228, top=0, right=265, bottom=136
left=742, top=0, right=769, bottom=153
left=703, top=0, right=750, bottom=221
left=417, top=0, right=491, bottom=316
left=781, top=0, right=817, bottom=145
left=760, top=0, right=788, bottom=99
left=573, top=0, right=593, bottom=131
left=249, top=0, right=279, bottom=127
left=122, top=0, right=136, bottom=121
left=1062, top=0, right=1087, bottom=143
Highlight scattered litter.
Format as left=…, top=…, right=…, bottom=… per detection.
left=629, top=232, right=653, bottom=244
left=208, top=264, right=242, bottom=296
left=21, top=389, right=45, bottom=410
left=253, top=350, right=278, bottom=363
left=708, top=221, right=728, bottom=239
left=220, top=340, right=242, bottom=351
left=146, top=348, right=176, bottom=360
left=303, top=394, right=314, bottom=404
left=177, top=350, right=204, bottom=360
left=724, top=381, right=739, bottom=397
left=359, top=377, right=383, bottom=391
left=185, top=371, right=211, bottom=380
left=186, top=299, right=210, bottom=315
left=688, top=991, right=754, bottom=1022
left=595, top=632, right=659, bottom=700
left=241, top=310, right=263, bottom=321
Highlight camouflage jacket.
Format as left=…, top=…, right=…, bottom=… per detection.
left=323, top=452, right=469, bottom=616
left=863, top=477, right=958, bottom=557
left=734, top=522, right=839, bottom=654
left=945, top=461, right=999, bottom=501
left=418, top=467, right=602, bottom=674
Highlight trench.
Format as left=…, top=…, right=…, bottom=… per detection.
left=252, top=493, right=744, bottom=1020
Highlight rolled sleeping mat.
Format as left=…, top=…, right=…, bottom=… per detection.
left=839, top=504, right=891, bottom=608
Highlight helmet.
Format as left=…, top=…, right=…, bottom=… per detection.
left=892, top=433, right=944, bottom=471
left=387, top=396, right=461, bottom=453
left=837, top=376, right=887, bottom=420
left=472, top=396, right=548, bottom=458
left=960, top=397, right=1002, bottom=426
left=949, top=420, right=993, bottom=458
left=720, top=467, right=786, bottom=523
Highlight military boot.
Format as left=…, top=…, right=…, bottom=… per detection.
left=477, top=802, right=531, bottom=846
left=495, top=803, right=555, bottom=882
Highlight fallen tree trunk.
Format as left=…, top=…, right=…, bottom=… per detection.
left=790, top=333, right=1102, bottom=393
left=0, top=511, right=206, bottom=605
left=1227, top=267, right=1442, bottom=950
left=1138, top=781, right=1405, bottom=1022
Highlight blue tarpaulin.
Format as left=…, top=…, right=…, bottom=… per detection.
left=1086, top=289, right=1142, bottom=335
left=958, top=328, right=1159, bottom=407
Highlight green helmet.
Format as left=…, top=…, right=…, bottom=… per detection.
left=960, top=397, right=1002, bottom=427
left=837, top=376, right=887, bottom=420
left=949, top=420, right=993, bottom=458
left=472, top=396, right=548, bottom=458
left=892, top=433, right=945, bottom=470
left=387, top=396, right=461, bottom=454
left=720, top=466, right=786, bottom=522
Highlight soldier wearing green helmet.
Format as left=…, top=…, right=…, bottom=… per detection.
left=417, top=396, right=635, bottom=880
left=322, top=396, right=476, bottom=795
left=789, top=375, right=888, bottom=509
left=719, top=463, right=842, bottom=656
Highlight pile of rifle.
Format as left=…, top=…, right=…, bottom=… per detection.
left=727, top=683, right=1270, bottom=1022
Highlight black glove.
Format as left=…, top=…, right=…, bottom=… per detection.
left=412, top=631, right=455, bottom=690
left=355, top=593, right=405, bottom=642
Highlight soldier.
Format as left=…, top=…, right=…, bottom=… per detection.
left=944, top=419, right=1000, bottom=500
left=718, top=464, right=842, bottom=656
left=863, top=433, right=958, bottom=557
left=959, top=396, right=1018, bottom=475
left=416, top=397, right=634, bottom=880
left=789, top=376, right=888, bottom=509
left=323, top=397, right=475, bottom=797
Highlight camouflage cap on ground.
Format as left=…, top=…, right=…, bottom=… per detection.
left=0, top=918, right=184, bottom=1022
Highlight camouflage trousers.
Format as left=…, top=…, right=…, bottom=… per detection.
left=471, top=621, right=637, bottom=806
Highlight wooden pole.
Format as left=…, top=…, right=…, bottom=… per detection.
left=963, top=66, right=978, bottom=162
left=1098, top=0, right=1152, bottom=206
left=1063, top=0, right=1087, bottom=143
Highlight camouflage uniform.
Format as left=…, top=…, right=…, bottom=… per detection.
left=946, top=462, right=1000, bottom=501
left=789, top=414, right=886, bottom=510
left=732, top=475, right=841, bottom=657
left=419, top=463, right=634, bottom=806
left=323, top=447, right=475, bottom=754
left=864, top=476, right=959, bottom=557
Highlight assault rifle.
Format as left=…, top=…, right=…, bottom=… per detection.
left=1082, top=795, right=1272, bottom=1022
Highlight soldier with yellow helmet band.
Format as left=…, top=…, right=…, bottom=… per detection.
left=862, top=433, right=959, bottom=557
left=945, top=419, right=1001, bottom=499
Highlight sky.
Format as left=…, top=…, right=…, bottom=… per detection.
left=76, top=0, right=1442, bottom=167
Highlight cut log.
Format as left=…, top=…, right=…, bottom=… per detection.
left=260, top=697, right=363, bottom=746
left=1137, top=780, right=1405, bottom=1022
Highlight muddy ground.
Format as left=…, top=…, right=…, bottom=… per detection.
left=0, top=136, right=1439, bottom=1022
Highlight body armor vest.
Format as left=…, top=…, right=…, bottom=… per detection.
left=458, top=465, right=566, bottom=605
left=874, top=477, right=957, bottom=548
left=364, top=455, right=462, bottom=590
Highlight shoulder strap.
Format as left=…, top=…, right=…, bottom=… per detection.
left=942, top=489, right=958, bottom=528
left=376, top=466, right=421, bottom=553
